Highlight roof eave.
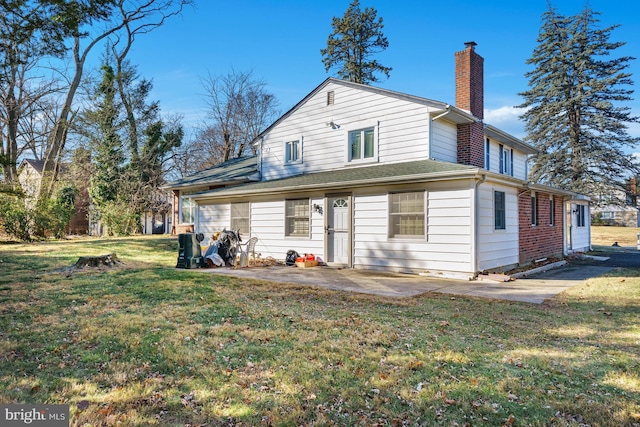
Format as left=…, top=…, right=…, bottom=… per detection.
left=191, top=168, right=482, bottom=201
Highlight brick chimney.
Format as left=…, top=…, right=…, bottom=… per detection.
left=455, top=41, right=485, bottom=167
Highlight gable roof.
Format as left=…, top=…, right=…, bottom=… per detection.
left=18, top=159, right=45, bottom=174
left=164, top=155, right=259, bottom=190
left=251, top=78, right=481, bottom=146
left=190, top=159, right=481, bottom=201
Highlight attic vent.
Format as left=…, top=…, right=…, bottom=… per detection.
left=327, top=91, right=334, bottom=105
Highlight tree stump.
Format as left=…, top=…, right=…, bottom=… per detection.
left=74, top=253, right=123, bottom=269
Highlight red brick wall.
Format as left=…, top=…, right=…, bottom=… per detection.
left=455, top=42, right=484, bottom=119
left=519, top=192, right=564, bottom=264
left=455, top=42, right=485, bottom=167
left=457, top=121, right=485, bottom=167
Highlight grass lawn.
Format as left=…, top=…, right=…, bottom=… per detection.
left=1, top=235, right=639, bottom=426
left=591, top=225, right=640, bottom=247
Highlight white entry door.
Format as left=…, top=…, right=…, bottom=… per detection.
left=327, top=197, right=350, bottom=265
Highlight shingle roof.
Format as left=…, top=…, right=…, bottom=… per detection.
left=164, top=155, right=259, bottom=190
left=191, top=159, right=480, bottom=201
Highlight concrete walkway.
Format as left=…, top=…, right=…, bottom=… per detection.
left=195, top=250, right=639, bottom=304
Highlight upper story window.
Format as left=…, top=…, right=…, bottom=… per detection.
left=285, top=139, right=301, bottom=164
left=485, top=138, right=490, bottom=170
left=499, top=144, right=514, bottom=176
left=349, top=127, right=375, bottom=162
left=327, top=91, right=335, bottom=105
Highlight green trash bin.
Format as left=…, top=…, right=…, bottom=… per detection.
left=176, top=233, right=205, bottom=268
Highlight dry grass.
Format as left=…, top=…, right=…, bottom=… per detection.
left=591, top=225, right=640, bottom=247
left=1, top=235, right=639, bottom=426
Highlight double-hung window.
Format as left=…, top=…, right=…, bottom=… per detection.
left=285, top=140, right=301, bottom=164
left=494, top=191, right=506, bottom=230
left=180, top=194, right=196, bottom=224
left=389, top=192, right=425, bottom=239
left=349, top=127, right=375, bottom=162
left=230, top=202, right=250, bottom=235
left=285, top=199, right=310, bottom=237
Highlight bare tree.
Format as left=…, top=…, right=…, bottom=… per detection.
left=39, top=0, right=192, bottom=202
left=200, top=70, right=280, bottom=164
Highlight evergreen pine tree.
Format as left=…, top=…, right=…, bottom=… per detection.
left=321, top=0, right=391, bottom=84
left=518, top=6, right=640, bottom=203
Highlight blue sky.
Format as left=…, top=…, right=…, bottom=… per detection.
left=122, top=0, right=640, bottom=153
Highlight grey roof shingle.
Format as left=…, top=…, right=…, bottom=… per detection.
left=191, top=159, right=480, bottom=200
left=165, top=155, right=259, bottom=190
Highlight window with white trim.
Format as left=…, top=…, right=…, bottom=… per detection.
left=285, top=199, right=310, bottom=237
left=531, top=193, right=538, bottom=226
left=180, top=194, right=195, bottom=224
left=494, top=191, right=506, bottom=230
left=389, top=191, right=425, bottom=238
left=285, top=140, right=301, bottom=164
left=549, top=196, right=555, bottom=226
left=230, top=202, right=250, bottom=235
left=349, top=127, right=375, bottom=162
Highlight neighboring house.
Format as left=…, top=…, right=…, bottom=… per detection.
left=17, top=159, right=90, bottom=235
left=165, top=42, right=591, bottom=278
left=591, top=177, right=640, bottom=227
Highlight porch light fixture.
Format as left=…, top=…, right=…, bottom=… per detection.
left=313, top=204, right=323, bottom=214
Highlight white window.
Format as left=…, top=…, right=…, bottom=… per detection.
left=285, top=140, right=301, bottom=164
left=389, top=192, right=425, bottom=238
left=499, top=145, right=513, bottom=176
left=230, top=202, right=250, bottom=235
left=549, top=196, right=555, bottom=226
left=601, top=211, right=614, bottom=220
left=285, top=199, right=310, bottom=237
left=494, top=191, right=506, bottom=230
left=180, top=195, right=195, bottom=224
left=349, top=127, right=375, bottom=162
left=531, top=193, right=538, bottom=226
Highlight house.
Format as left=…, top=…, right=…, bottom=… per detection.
left=165, top=42, right=591, bottom=278
left=591, top=177, right=640, bottom=227
left=17, top=158, right=90, bottom=235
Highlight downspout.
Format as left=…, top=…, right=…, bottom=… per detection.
left=429, top=106, right=453, bottom=159
left=473, top=174, right=487, bottom=276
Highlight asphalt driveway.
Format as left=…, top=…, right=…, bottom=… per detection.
left=199, top=248, right=639, bottom=304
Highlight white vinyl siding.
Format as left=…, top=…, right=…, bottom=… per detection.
left=353, top=182, right=473, bottom=276
left=259, top=81, right=433, bottom=180
left=477, top=184, right=519, bottom=271
left=430, top=120, right=457, bottom=163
